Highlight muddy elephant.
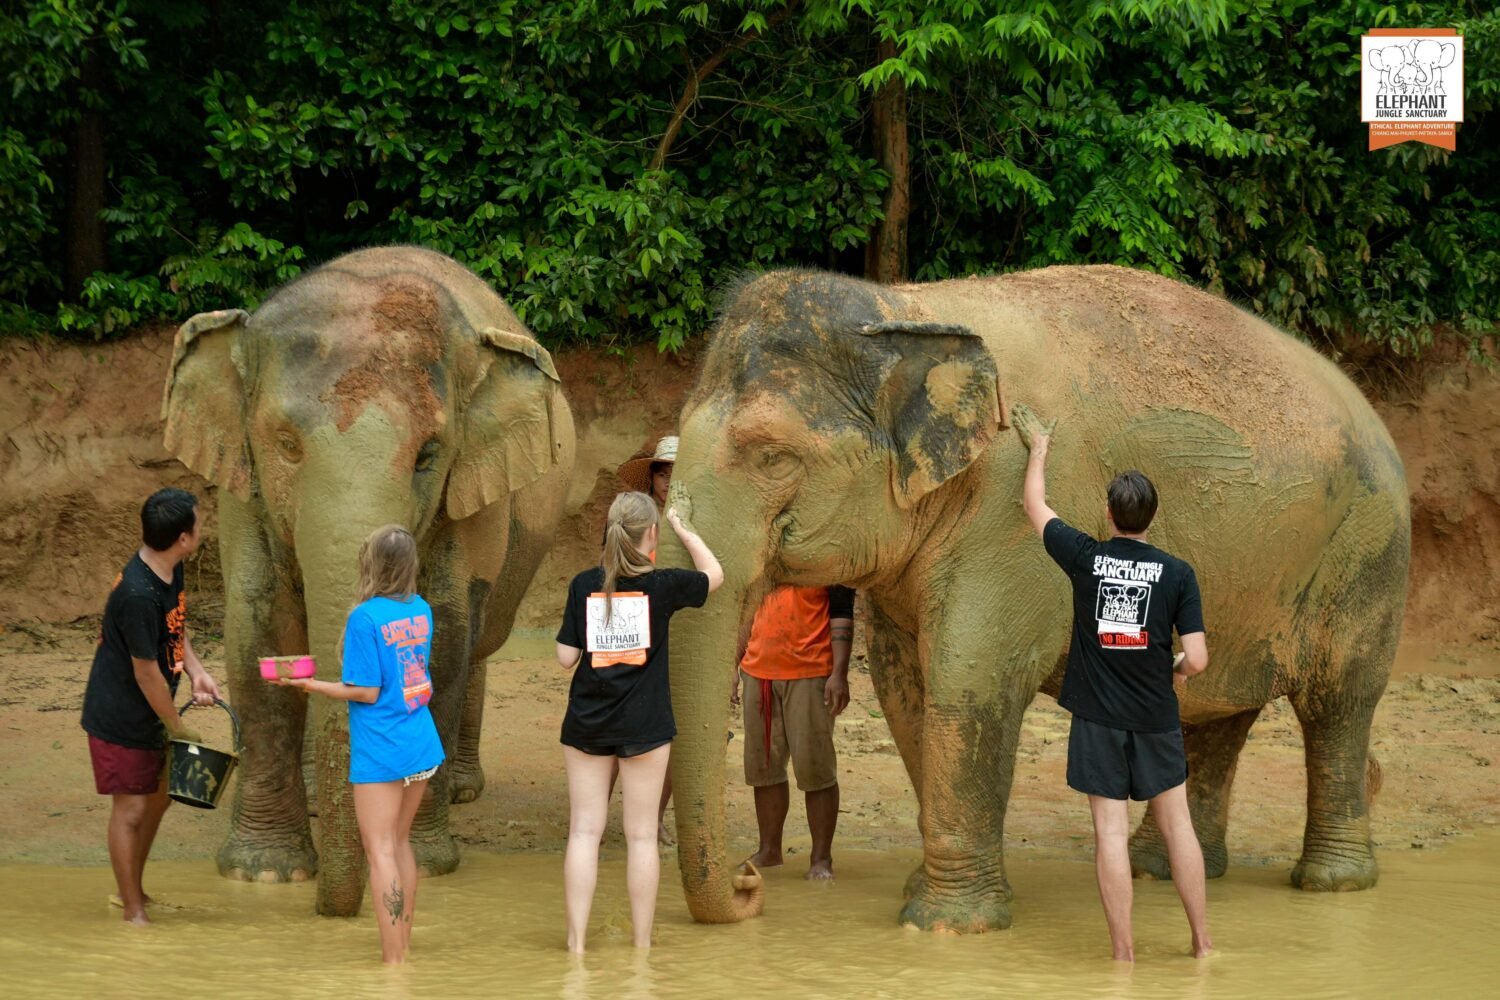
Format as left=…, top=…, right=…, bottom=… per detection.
left=162, top=246, right=575, bottom=916
left=660, top=266, right=1408, bottom=932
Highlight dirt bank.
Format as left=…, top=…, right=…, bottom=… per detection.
left=3, top=328, right=1497, bottom=651
left=1374, top=364, right=1500, bottom=648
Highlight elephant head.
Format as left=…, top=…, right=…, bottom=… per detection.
left=660, top=270, right=1002, bottom=922
left=160, top=247, right=564, bottom=913
left=1396, top=39, right=1456, bottom=92
left=1367, top=44, right=1412, bottom=92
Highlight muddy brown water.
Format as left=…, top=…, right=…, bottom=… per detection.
left=3, top=834, right=1496, bottom=999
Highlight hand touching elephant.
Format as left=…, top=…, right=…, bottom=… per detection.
left=162, top=246, right=575, bottom=916
left=1010, top=402, right=1056, bottom=452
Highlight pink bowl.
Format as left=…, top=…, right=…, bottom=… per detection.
left=259, top=655, right=317, bottom=680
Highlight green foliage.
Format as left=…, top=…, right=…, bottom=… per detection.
left=0, top=0, right=1495, bottom=361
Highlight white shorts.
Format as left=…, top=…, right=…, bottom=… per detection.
left=403, top=764, right=440, bottom=787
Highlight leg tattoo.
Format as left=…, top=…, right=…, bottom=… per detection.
left=383, top=879, right=405, bottom=926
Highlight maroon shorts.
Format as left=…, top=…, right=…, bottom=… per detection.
left=88, top=735, right=165, bottom=795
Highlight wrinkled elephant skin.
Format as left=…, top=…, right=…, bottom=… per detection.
left=662, top=266, right=1408, bottom=932
left=162, top=247, right=575, bottom=916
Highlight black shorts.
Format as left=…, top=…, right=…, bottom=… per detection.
left=1066, top=716, right=1187, bottom=802
left=570, top=738, right=671, bottom=759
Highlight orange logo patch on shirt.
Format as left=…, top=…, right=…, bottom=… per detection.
left=585, top=592, right=651, bottom=668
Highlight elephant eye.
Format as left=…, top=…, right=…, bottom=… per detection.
left=415, top=439, right=441, bottom=473
left=275, top=429, right=303, bottom=463
left=754, top=446, right=801, bottom=480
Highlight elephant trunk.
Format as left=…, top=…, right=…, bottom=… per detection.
left=297, top=493, right=412, bottom=918
left=661, top=500, right=765, bottom=924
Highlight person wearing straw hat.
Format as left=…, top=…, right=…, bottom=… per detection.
left=617, top=435, right=678, bottom=509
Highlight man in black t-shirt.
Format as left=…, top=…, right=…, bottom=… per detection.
left=80, top=488, right=221, bottom=926
left=1014, top=403, right=1212, bottom=961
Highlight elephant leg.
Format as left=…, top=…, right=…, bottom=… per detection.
left=411, top=767, right=461, bottom=876
left=407, top=579, right=471, bottom=876
left=448, top=657, right=487, bottom=804
left=1288, top=684, right=1381, bottom=891
left=898, top=686, right=1025, bottom=932
left=215, top=500, right=318, bottom=882
left=1286, top=504, right=1401, bottom=892
left=300, top=718, right=317, bottom=817
left=1130, top=707, right=1260, bottom=880
left=865, top=604, right=928, bottom=901
left=866, top=604, right=925, bottom=800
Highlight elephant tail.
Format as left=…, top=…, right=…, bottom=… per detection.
left=1366, top=754, right=1384, bottom=803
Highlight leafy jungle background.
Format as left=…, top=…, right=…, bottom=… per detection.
left=3, top=0, right=1496, bottom=358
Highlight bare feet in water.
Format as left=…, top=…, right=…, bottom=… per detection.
left=108, top=892, right=156, bottom=908
left=806, top=858, right=834, bottom=881
left=746, top=846, right=783, bottom=868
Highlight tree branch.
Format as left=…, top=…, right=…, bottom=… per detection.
left=649, top=4, right=797, bottom=171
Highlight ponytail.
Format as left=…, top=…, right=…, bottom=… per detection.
left=601, top=492, right=658, bottom=621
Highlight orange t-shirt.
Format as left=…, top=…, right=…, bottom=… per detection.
left=740, top=585, right=851, bottom=681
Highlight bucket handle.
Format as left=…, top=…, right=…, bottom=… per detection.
left=177, top=697, right=243, bottom=754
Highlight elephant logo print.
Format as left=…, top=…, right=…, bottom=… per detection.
left=1368, top=39, right=1456, bottom=97
left=586, top=592, right=651, bottom=667
left=1095, top=579, right=1152, bottom=649
left=1362, top=31, right=1464, bottom=151
left=382, top=614, right=433, bottom=711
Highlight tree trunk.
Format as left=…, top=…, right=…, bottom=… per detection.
left=865, top=38, right=909, bottom=284
left=64, top=44, right=107, bottom=299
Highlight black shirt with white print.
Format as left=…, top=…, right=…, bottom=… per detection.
left=556, top=567, right=709, bottom=750
left=1044, top=517, right=1205, bottom=733
left=81, top=554, right=186, bottom=749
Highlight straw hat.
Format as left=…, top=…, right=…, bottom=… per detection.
left=617, top=436, right=678, bottom=494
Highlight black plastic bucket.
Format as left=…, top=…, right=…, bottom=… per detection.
left=166, top=698, right=242, bottom=809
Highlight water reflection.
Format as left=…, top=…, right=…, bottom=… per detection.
left=1, top=834, right=1496, bottom=999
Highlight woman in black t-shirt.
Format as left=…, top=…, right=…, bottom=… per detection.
left=555, top=490, right=723, bottom=954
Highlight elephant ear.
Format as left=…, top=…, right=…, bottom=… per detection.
left=161, top=309, right=253, bottom=500
left=860, top=320, right=1005, bottom=510
left=447, top=326, right=564, bottom=521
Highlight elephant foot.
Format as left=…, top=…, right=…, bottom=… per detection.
left=1291, top=844, right=1377, bottom=892
left=412, top=831, right=461, bottom=877
left=1128, top=833, right=1228, bottom=881
left=902, top=865, right=925, bottom=901
left=899, top=890, right=1012, bottom=934
left=447, top=761, right=486, bottom=804
left=217, top=834, right=318, bottom=884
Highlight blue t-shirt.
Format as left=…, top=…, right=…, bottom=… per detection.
left=341, top=595, right=445, bottom=784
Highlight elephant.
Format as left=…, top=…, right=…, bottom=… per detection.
left=1396, top=39, right=1457, bottom=96
left=1367, top=44, right=1413, bottom=94
left=659, top=265, right=1408, bottom=933
left=162, top=246, right=575, bottom=916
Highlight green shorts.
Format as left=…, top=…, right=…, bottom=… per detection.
left=742, top=673, right=837, bottom=792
